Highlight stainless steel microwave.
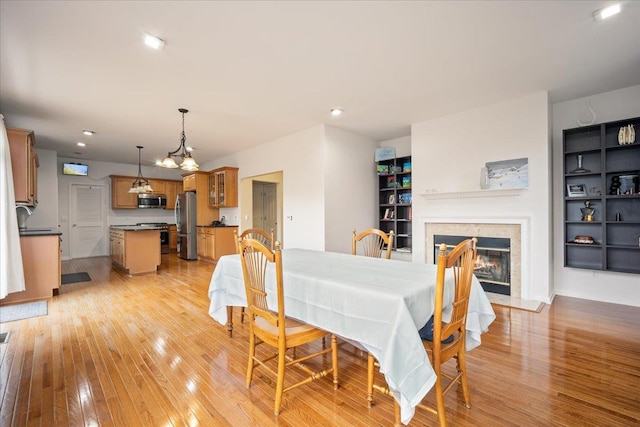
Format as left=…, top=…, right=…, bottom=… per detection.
left=138, top=193, right=167, bottom=209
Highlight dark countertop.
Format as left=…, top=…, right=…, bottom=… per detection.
left=19, top=228, right=62, bottom=237
left=110, top=225, right=163, bottom=231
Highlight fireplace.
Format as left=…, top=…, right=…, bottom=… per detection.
left=434, top=235, right=512, bottom=296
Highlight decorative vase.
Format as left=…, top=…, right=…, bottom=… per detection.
left=570, top=154, right=590, bottom=174
left=619, top=124, right=636, bottom=145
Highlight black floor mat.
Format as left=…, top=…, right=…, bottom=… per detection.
left=61, top=272, right=92, bottom=285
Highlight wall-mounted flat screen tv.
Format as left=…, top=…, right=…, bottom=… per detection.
left=62, top=163, right=89, bottom=176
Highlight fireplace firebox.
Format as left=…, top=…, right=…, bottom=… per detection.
left=434, top=235, right=511, bottom=295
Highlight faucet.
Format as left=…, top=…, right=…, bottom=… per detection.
left=16, top=205, right=34, bottom=230
left=16, top=205, right=33, bottom=216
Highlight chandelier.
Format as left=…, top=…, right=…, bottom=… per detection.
left=129, top=146, right=154, bottom=193
left=159, top=108, right=199, bottom=171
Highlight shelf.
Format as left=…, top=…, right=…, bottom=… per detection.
left=563, top=116, right=640, bottom=275
left=378, top=155, right=412, bottom=253
left=421, top=187, right=526, bottom=200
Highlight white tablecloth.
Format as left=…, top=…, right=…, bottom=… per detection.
left=207, top=248, right=496, bottom=424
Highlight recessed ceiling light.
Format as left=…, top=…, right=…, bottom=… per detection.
left=144, top=33, right=165, bottom=50
left=82, top=130, right=95, bottom=136
left=594, top=4, right=621, bottom=21
left=77, top=142, right=86, bottom=147
left=186, top=146, right=194, bottom=152
left=330, top=108, right=343, bottom=116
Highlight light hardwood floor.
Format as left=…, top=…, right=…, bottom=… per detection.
left=1, top=255, right=638, bottom=426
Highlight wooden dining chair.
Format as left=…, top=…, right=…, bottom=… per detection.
left=352, top=228, right=394, bottom=259
left=232, top=228, right=275, bottom=327
left=367, top=238, right=478, bottom=427
left=238, top=238, right=339, bottom=415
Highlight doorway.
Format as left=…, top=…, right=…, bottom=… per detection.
left=253, top=181, right=278, bottom=239
left=69, top=183, right=107, bottom=258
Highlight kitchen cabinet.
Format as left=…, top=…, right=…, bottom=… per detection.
left=0, top=234, right=60, bottom=305
left=7, top=127, right=38, bottom=206
left=110, top=175, right=181, bottom=209
left=147, top=179, right=166, bottom=194
left=111, top=175, right=138, bottom=208
left=182, top=171, right=217, bottom=225
left=209, top=166, right=239, bottom=207
left=109, top=227, right=161, bottom=274
left=183, top=173, right=196, bottom=192
left=165, top=181, right=179, bottom=209
left=168, top=225, right=177, bottom=250
left=196, top=226, right=238, bottom=263
left=563, top=116, right=640, bottom=274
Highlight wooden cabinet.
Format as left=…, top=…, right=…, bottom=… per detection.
left=563, top=116, right=640, bottom=274
left=168, top=225, right=178, bottom=250
left=7, top=127, right=38, bottom=206
left=183, top=171, right=217, bottom=225
left=110, top=176, right=181, bottom=210
left=209, top=167, right=239, bottom=207
left=183, top=173, right=197, bottom=192
left=0, top=235, right=60, bottom=305
left=377, top=155, right=412, bottom=253
left=196, top=226, right=238, bottom=263
left=110, top=228, right=161, bottom=274
left=148, top=179, right=166, bottom=194
left=111, top=176, right=138, bottom=208
left=165, top=181, right=179, bottom=210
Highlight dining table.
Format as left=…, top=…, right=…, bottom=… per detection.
left=207, top=248, right=496, bottom=424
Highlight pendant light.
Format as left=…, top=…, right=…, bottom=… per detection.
left=159, top=108, right=199, bottom=171
left=129, top=146, right=154, bottom=193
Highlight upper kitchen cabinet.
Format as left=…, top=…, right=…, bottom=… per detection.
left=111, top=175, right=138, bottom=209
left=110, top=175, right=181, bottom=209
left=165, top=180, right=179, bottom=209
left=7, top=127, right=38, bottom=206
left=209, top=167, right=238, bottom=207
left=182, top=171, right=217, bottom=225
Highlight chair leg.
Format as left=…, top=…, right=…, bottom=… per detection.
left=393, top=399, right=403, bottom=426
left=240, top=307, right=245, bottom=323
left=226, top=306, right=234, bottom=337
left=246, top=332, right=256, bottom=388
left=433, top=364, right=448, bottom=427
left=367, top=353, right=375, bottom=408
left=457, top=351, right=472, bottom=409
left=274, top=348, right=286, bottom=415
left=331, top=334, right=339, bottom=390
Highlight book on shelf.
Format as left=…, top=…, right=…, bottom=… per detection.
left=403, top=162, right=412, bottom=172
left=387, top=176, right=397, bottom=187
left=376, top=164, right=389, bottom=175
left=383, top=208, right=390, bottom=219
left=402, top=176, right=411, bottom=187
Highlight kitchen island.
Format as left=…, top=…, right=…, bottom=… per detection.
left=0, top=229, right=61, bottom=305
left=109, top=226, right=161, bottom=275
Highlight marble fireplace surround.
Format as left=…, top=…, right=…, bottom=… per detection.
left=424, top=216, right=531, bottom=302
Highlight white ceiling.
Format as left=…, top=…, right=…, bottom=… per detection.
left=1, top=1, right=639, bottom=167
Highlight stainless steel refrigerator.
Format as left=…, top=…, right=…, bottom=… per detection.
left=175, top=192, right=197, bottom=260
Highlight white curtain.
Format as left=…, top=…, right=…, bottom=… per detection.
left=0, top=114, right=25, bottom=299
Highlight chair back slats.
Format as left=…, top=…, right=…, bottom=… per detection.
left=239, top=238, right=282, bottom=329
left=433, top=238, right=477, bottom=347
left=352, top=228, right=394, bottom=259
left=236, top=228, right=275, bottom=253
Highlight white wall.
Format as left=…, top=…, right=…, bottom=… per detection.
left=552, top=85, right=640, bottom=307
left=324, top=126, right=378, bottom=254
left=203, top=125, right=326, bottom=250
left=29, top=148, right=58, bottom=229
left=205, top=124, right=379, bottom=253
left=379, top=135, right=411, bottom=158
left=57, top=156, right=183, bottom=259
left=411, top=92, right=552, bottom=302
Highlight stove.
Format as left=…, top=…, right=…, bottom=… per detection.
left=137, top=223, right=170, bottom=253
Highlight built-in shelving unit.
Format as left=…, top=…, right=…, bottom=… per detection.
left=563, top=116, right=640, bottom=274
left=377, top=155, right=412, bottom=252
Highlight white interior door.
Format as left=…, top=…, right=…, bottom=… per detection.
left=70, top=183, right=107, bottom=259
left=252, top=181, right=278, bottom=241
